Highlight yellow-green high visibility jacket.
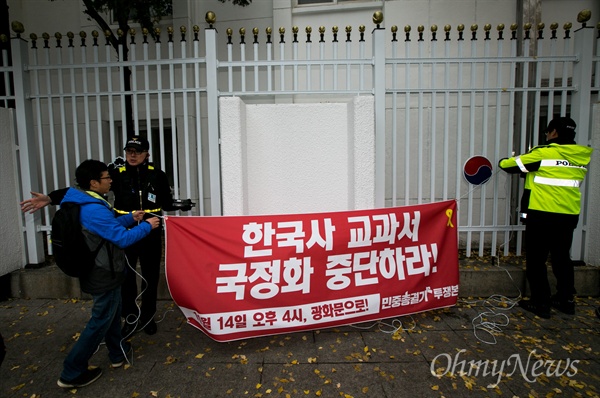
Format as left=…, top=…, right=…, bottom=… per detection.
left=499, top=143, right=593, bottom=215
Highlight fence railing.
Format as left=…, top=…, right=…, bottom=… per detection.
left=1, top=10, right=598, bottom=265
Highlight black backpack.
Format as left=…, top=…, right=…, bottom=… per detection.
left=51, top=202, right=104, bottom=277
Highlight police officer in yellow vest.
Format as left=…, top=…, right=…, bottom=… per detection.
left=499, top=117, right=593, bottom=319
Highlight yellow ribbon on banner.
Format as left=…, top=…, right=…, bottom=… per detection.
left=446, top=209, right=454, bottom=227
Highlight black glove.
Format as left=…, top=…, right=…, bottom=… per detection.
left=171, top=199, right=195, bottom=212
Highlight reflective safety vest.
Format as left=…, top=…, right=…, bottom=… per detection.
left=499, top=143, right=593, bottom=215
left=113, top=164, right=162, bottom=215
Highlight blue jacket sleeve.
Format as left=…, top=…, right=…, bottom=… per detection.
left=80, top=203, right=152, bottom=249
left=116, top=212, right=137, bottom=228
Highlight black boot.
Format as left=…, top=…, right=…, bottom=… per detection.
left=550, top=294, right=575, bottom=315
left=519, top=299, right=551, bottom=319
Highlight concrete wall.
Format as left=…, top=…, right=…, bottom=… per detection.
left=0, top=108, right=26, bottom=276
left=220, top=96, right=375, bottom=216
left=586, top=102, right=600, bottom=266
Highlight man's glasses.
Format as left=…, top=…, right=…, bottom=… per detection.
left=125, top=149, right=146, bottom=156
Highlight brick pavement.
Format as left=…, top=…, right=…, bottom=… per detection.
left=1, top=297, right=599, bottom=398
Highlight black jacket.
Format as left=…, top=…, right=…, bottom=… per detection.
left=111, top=162, right=175, bottom=217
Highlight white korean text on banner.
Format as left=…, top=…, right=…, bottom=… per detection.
left=164, top=200, right=459, bottom=342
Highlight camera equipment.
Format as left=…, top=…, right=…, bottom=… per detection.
left=171, top=199, right=195, bottom=211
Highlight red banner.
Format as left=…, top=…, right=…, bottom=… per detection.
left=165, top=200, right=458, bottom=342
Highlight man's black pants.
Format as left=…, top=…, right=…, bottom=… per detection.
left=525, top=212, right=578, bottom=304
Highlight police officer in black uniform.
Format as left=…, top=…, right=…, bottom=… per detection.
left=116, top=136, right=192, bottom=336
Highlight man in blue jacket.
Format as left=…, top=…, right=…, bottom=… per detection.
left=21, top=136, right=192, bottom=337
left=56, top=160, right=160, bottom=389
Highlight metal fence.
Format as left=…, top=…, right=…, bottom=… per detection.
left=1, top=11, right=598, bottom=265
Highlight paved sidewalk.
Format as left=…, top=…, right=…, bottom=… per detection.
left=1, top=297, right=599, bottom=398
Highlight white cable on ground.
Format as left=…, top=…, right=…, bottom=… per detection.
left=350, top=315, right=417, bottom=335
left=460, top=253, right=523, bottom=344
